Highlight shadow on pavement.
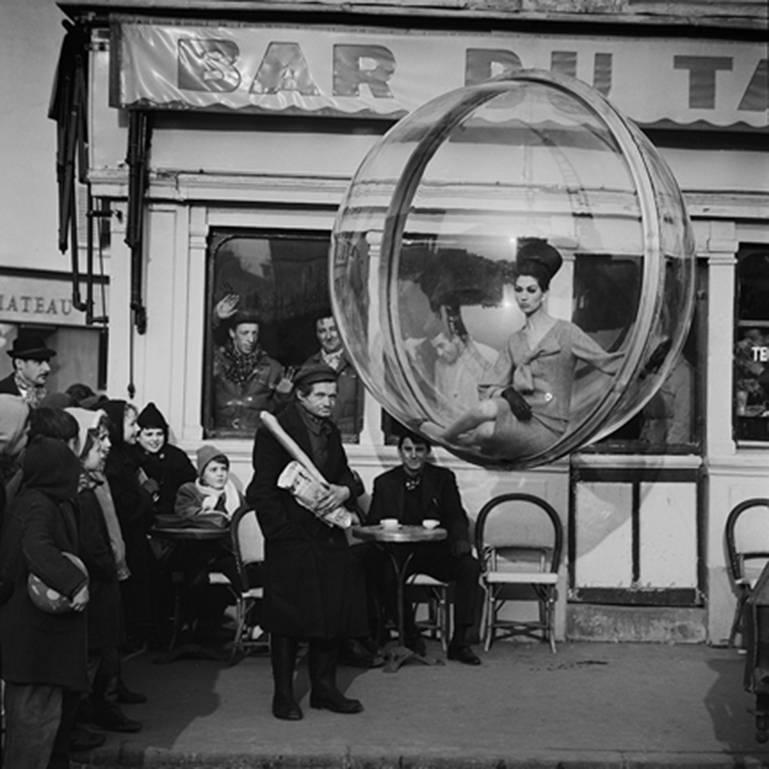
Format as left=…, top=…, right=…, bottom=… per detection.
left=118, top=650, right=226, bottom=750
left=705, top=651, right=769, bottom=763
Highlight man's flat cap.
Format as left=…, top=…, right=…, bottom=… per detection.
left=293, top=363, right=338, bottom=389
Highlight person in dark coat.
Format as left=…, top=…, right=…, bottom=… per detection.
left=0, top=331, right=57, bottom=408
left=70, top=407, right=143, bottom=734
left=368, top=430, right=483, bottom=665
left=133, top=402, right=196, bottom=521
left=0, top=436, right=89, bottom=769
left=130, top=401, right=196, bottom=645
left=246, top=363, right=368, bottom=720
left=212, top=310, right=293, bottom=433
left=102, top=399, right=155, bottom=651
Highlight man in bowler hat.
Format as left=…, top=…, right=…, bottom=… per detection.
left=246, top=362, right=368, bottom=720
left=0, top=331, right=57, bottom=408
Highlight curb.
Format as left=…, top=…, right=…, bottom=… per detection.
left=75, top=746, right=769, bottom=769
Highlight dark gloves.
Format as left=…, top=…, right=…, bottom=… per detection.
left=501, top=387, right=532, bottom=421
left=451, top=539, right=471, bottom=558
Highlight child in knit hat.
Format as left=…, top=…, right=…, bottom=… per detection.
left=135, top=402, right=196, bottom=522
left=173, top=445, right=243, bottom=528
left=172, top=447, right=244, bottom=640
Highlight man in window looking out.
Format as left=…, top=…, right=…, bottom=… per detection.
left=303, top=313, right=363, bottom=441
left=212, top=300, right=293, bottom=432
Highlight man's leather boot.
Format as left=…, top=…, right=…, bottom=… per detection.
left=271, top=635, right=303, bottom=720
left=308, top=639, right=363, bottom=714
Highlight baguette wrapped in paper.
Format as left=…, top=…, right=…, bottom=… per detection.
left=277, top=460, right=353, bottom=529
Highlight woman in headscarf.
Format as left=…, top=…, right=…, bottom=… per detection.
left=102, top=399, right=154, bottom=652
left=68, top=406, right=143, bottom=734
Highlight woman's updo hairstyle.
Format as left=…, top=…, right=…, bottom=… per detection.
left=515, top=239, right=564, bottom=292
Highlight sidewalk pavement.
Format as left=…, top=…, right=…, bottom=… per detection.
left=74, top=640, right=769, bottom=769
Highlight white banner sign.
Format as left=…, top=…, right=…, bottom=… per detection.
left=112, top=21, right=767, bottom=130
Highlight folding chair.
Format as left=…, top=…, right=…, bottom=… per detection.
left=220, top=507, right=269, bottom=665
left=725, top=498, right=769, bottom=648
left=475, top=493, right=563, bottom=653
left=407, top=573, right=451, bottom=651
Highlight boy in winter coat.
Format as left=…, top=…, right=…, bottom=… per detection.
left=169, top=446, right=243, bottom=639
left=173, top=445, right=243, bottom=528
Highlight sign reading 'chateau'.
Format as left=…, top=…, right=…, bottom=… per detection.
left=112, top=21, right=767, bottom=130
left=0, top=274, right=108, bottom=327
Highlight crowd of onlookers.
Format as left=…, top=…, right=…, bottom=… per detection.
left=0, top=324, right=487, bottom=762
left=0, top=344, right=249, bottom=768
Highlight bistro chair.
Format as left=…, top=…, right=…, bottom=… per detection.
left=475, top=493, right=563, bottom=654
left=407, top=573, right=451, bottom=651
left=725, top=498, right=769, bottom=648
left=210, top=506, right=269, bottom=665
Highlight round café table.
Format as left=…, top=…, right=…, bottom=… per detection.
left=352, top=523, right=447, bottom=672
left=150, top=526, right=232, bottom=663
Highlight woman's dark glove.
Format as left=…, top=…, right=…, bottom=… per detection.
left=501, top=387, right=532, bottom=421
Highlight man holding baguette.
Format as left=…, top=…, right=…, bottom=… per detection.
left=246, top=363, right=368, bottom=720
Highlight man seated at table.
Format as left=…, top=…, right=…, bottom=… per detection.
left=368, top=430, right=482, bottom=665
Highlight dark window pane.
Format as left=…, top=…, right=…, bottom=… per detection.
left=734, top=246, right=769, bottom=442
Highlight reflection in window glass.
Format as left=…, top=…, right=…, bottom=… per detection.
left=203, top=229, right=363, bottom=441
left=734, top=246, right=769, bottom=443
left=583, top=259, right=702, bottom=453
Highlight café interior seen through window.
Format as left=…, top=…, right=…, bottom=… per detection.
left=573, top=257, right=703, bottom=455
left=203, top=228, right=364, bottom=442
left=734, top=245, right=769, bottom=443
left=201, top=227, right=705, bottom=453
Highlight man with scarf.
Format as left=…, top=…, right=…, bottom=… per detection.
left=0, top=331, right=57, bottom=409
left=368, top=430, right=482, bottom=666
left=212, top=311, right=293, bottom=433
left=246, top=363, right=368, bottom=720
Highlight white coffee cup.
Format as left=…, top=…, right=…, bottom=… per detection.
left=380, top=518, right=399, bottom=529
left=422, top=518, right=440, bottom=529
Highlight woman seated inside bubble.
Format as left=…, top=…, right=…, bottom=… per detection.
left=423, top=240, right=624, bottom=459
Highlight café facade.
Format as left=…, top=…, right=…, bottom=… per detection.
left=44, top=0, right=768, bottom=644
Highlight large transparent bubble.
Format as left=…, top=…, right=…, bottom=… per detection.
left=330, top=70, right=695, bottom=468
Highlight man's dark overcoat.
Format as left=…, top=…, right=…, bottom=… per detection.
left=0, top=437, right=88, bottom=691
left=245, top=401, right=367, bottom=639
left=368, top=463, right=472, bottom=552
left=0, top=373, right=20, bottom=395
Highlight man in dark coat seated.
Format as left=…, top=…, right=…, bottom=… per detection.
left=246, top=363, right=368, bottom=720
left=368, top=430, right=482, bottom=665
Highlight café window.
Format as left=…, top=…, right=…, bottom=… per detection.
left=734, top=245, right=769, bottom=443
left=202, top=228, right=364, bottom=442
left=579, top=257, right=704, bottom=454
